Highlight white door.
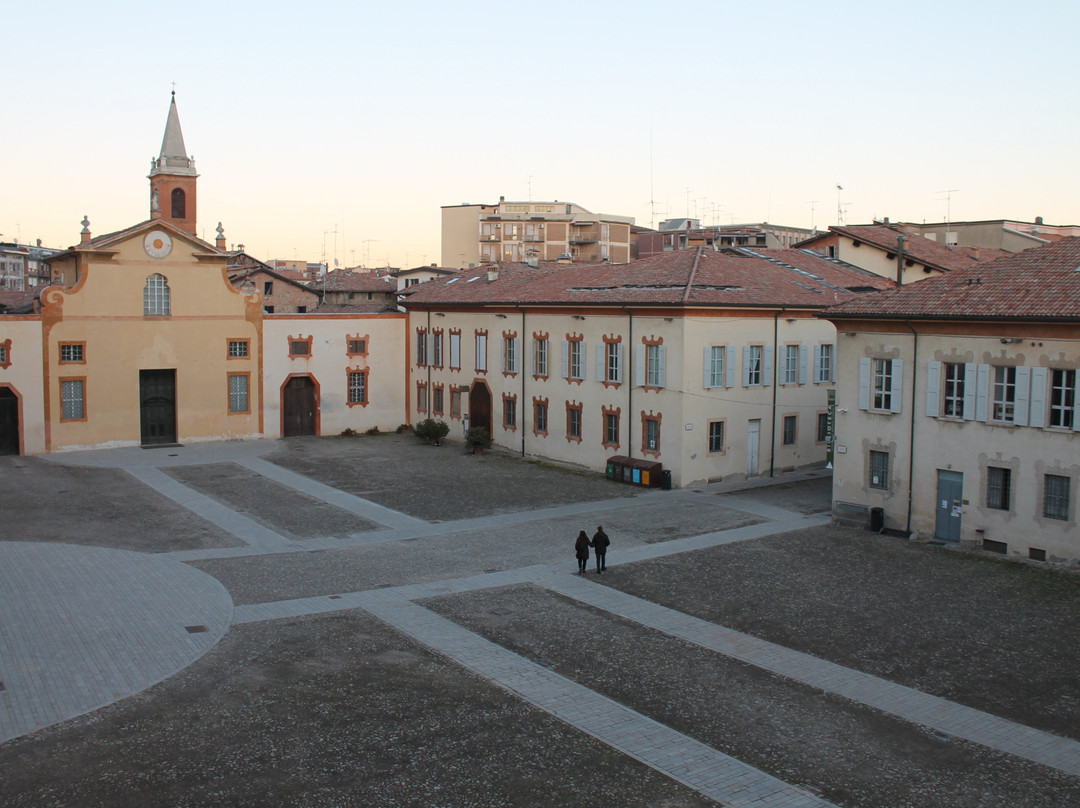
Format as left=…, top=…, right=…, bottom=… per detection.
left=747, top=419, right=760, bottom=476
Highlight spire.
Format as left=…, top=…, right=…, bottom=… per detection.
left=150, top=91, right=197, bottom=178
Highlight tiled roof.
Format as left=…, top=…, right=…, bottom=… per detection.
left=822, top=237, right=1080, bottom=321
left=0, top=289, right=40, bottom=314
left=312, top=303, right=398, bottom=314
left=800, top=224, right=1010, bottom=271
left=313, top=270, right=396, bottom=293
left=401, top=248, right=894, bottom=310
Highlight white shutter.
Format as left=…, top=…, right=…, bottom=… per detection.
left=799, top=344, right=809, bottom=385
left=561, top=340, right=569, bottom=379
left=425, top=333, right=434, bottom=365
left=596, top=343, right=605, bottom=382
left=450, top=334, right=460, bottom=368
left=831, top=344, right=837, bottom=382
left=616, top=342, right=624, bottom=384
left=890, top=358, right=903, bottom=413
left=1029, top=366, right=1047, bottom=429
left=763, top=345, right=773, bottom=387
left=703, top=346, right=713, bottom=389
left=726, top=345, right=736, bottom=388
left=975, top=363, right=990, bottom=422
left=531, top=339, right=538, bottom=375
left=925, top=360, right=941, bottom=417
left=658, top=344, right=666, bottom=388
left=476, top=334, right=487, bottom=371
left=858, top=357, right=871, bottom=411
left=639, top=345, right=648, bottom=387
left=1014, top=366, right=1031, bottom=426
left=515, top=337, right=522, bottom=376
left=742, top=346, right=752, bottom=386
left=813, top=345, right=822, bottom=384
left=963, top=363, right=977, bottom=420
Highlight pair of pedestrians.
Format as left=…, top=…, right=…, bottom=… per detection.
left=574, top=526, right=610, bottom=574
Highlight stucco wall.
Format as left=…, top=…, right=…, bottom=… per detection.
left=0, top=316, right=46, bottom=454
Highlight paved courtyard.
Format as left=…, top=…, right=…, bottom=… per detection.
left=1, top=434, right=1079, bottom=807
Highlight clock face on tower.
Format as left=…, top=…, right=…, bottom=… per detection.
left=144, top=230, right=173, bottom=259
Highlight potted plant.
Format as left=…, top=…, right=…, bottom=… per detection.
left=465, top=425, right=492, bottom=454
left=414, top=418, right=450, bottom=446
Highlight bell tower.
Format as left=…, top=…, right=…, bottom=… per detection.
left=148, top=91, right=198, bottom=235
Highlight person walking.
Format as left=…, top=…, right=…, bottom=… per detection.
left=591, top=525, right=610, bottom=573
left=574, top=530, right=590, bottom=574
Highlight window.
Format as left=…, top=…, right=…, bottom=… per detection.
left=228, top=340, right=249, bottom=358
left=433, top=384, right=444, bottom=415
left=745, top=345, right=763, bottom=386
left=432, top=331, right=443, bottom=367
left=263, top=281, right=273, bottom=296
left=475, top=332, right=488, bottom=372
left=228, top=373, right=250, bottom=413
left=416, top=329, right=428, bottom=366
left=992, top=366, right=1016, bottom=422
left=416, top=382, right=428, bottom=413
left=503, top=395, right=517, bottom=430
left=0, top=339, right=9, bottom=368
left=347, top=336, right=368, bottom=357
left=144, top=274, right=171, bottom=316
left=567, top=402, right=583, bottom=442
left=534, top=335, right=549, bottom=378
left=944, top=363, right=965, bottom=417
left=171, top=188, right=186, bottom=218
left=816, top=344, right=833, bottom=383
left=534, top=398, right=548, bottom=435
left=348, top=370, right=368, bottom=405
left=60, top=378, right=85, bottom=421
left=600, top=339, right=622, bottom=386
left=564, top=337, right=584, bottom=382
left=1044, top=474, right=1070, bottom=521
left=782, top=345, right=799, bottom=385
left=642, top=414, right=660, bottom=455
left=603, top=409, right=620, bottom=448
left=869, top=450, right=889, bottom=490
left=987, top=467, right=1011, bottom=511
left=705, top=346, right=726, bottom=388
left=503, top=334, right=519, bottom=375
left=289, top=336, right=312, bottom=357
left=873, top=359, right=894, bottom=411
left=639, top=339, right=666, bottom=389
left=449, top=330, right=461, bottom=370
left=782, top=415, right=797, bottom=445
left=817, top=412, right=829, bottom=443
left=450, top=387, right=461, bottom=418
left=1050, top=369, right=1076, bottom=428
left=59, top=343, right=84, bottom=363
left=708, top=421, right=724, bottom=453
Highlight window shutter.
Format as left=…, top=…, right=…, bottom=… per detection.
left=1074, top=372, right=1080, bottom=432
left=596, top=343, right=605, bottom=382
left=703, top=346, right=713, bottom=389
left=890, top=358, right=904, bottom=413
left=1029, top=366, right=1047, bottom=429
left=742, top=346, right=752, bottom=386
left=763, top=345, right=773, bottom=387
left=858, top=357, right=871, bottom=411
left=515, top=338, right=522, bottom=375
left=561, top=340, right=569, bottom=379
left=658, top=344, right=666, bottom=388
left=975, top=364, right=990, bottom=422
left=726, top=346, right=736, bottom=388
left=640, top=345, right=649, bottom=387
left=925, top=360, right=941, bottom=417
left=616, top=342, right=624, bottom=384
left=425, top=333, right=434, bottom=365
left=1014, top=366, right=1031, bottom=426
left=813, top=345, right=822, bottom=383
left=799, top=345, right=808, bottom=385
left=450, top=334, right=460, bottom=368
left=531, top=339, right=538, bottom=375
left=963, top=363, right=977, bottom=420
left=477, top=334, right=487, bottom=371
left=831, top=344, right=837, bottom=382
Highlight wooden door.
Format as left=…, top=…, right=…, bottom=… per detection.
left=468, top=382, right=492, bottom=433
left=0, top=387, right=18, bottom=455
left=283, top=376, right=317, bottom=436
left=140, top=369, right=177, bottom=446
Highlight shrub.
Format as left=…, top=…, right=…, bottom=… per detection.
left=413, top=418, right=450, bottom=444
left=465, top=426, right=492, bottom=448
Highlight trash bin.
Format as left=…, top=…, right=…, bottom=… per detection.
left=636, top=460, right=662, bottom=487
left=606, top=455, right=629, bottom=482
left=870, top=507, right=885, bottom=532
left=660, top=469, right=672, bottom=490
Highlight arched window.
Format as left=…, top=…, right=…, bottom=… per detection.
left=144, top=274, right=171, bottom=316
left=171, top=188, right=186, bottom=219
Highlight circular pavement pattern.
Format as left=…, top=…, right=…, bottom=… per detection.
left=0, top=542, right=232, bottom=742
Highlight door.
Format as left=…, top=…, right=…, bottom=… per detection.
left=468, top=382, right=492, bottom=434
left=282, top=376, right=317, bottom=436
left=0, top=387, right=18, bottom=455
left=935, top=470, right=963, bottom=542
left=746, top=419, right=760, bottom=476
left=140, top=369, right=177, bottom=446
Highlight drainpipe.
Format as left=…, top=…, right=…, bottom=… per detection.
left=622, top=306, right=634, bottom=460
left=517, top=305, right=526, bottom=456
left=769, top=308, right=784, bottom=477
left=904, top=319, right=918, bottom=536
left=896, top=234, right=905, bottom=286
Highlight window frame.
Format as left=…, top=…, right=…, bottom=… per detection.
left=986, top=466, right=1011, bottom=511
left=602, top=407, right=620, bottom=450
left=346, top=334, right=369, bottom=358
left=869, top=449, right=889, bottom=490
left=475, top=330, right=488, bottom=373
left=1044, top=474, right=1071, bottom=521
left=503, top=332, right=519, bottom=376
left=566, top=401, right=583, bottom=443
left=533, top=396, right=548, bottom=436
left=502, top=393, right=517, bottom=431
left=347, top=368, right=369, bottom=407
left=59, top=377, right=87, bottom=422
left=943, top=362, right=965, bottom=417
left=144, top=273, right=171, bottom=317
left=1049, top=369, right=1076, bottom=429
left=707, top=419, right=725, bottom=454
left=228, top=372, right=251, bottom=414
left=873, top=359, right=894, bottom=411
left=0, top=338, right=10, bottom=369
left=533, top=333, right=549, bottom=379
left=641, top=411, right=661, bottom=457
left=991, top=365, right=1017, bottom=423
left=288, top=334, right=313, bottom=359
left=782, top=414, right=797, bottom=446
left=59, top=342, right=85, bottom=364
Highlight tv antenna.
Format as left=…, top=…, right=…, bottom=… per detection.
left=937, top=188, right=960, bottom=249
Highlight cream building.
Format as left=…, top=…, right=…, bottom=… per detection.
left=822, top=237, right=1080, bottom=563
left=441, top=199, right=634, bottom=268
left=402, top=247, right=892, bottom=487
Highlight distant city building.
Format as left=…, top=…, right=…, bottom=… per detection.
left=313, top=269, right=398, bottom=307
left=441, top=198, right=634, bottom=268
left=900, top=218, right=1080, bottom=253
left=391, top=265, right=461, bottom=292
left=636, top=220, right=816, bottom=259
left=0, top=241, right=60, bottom=290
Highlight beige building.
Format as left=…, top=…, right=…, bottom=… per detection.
left=402, top=247, right=892, bottom=487
left=902, top=218, right=1080, bottom=253
left=822, top=237, right=1080, bottom=563
left=442, top=199, right=634, bottom=268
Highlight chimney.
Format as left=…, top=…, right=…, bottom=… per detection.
left=80, top=216, right=92, bottom=245
left=971, top=247, right=981, bottom=259
left=487, top=267, right=499, bottom=282
left=1035, top=216, right=1044, bottom=225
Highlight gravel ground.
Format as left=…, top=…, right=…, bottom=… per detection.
left=0, top=455, right=240, bottom=552
left=265, top=435, right=637, bottom=521
left=594, top=522, right=1080, bottom=739
left=423, top=584, right=1080, bottom=808
left=0, top=612, right=715, bottom=808
left=166, top=462, right=381, bottom=539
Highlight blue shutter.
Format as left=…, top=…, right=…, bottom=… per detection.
left=975, top=364, right=990, bottom=422
left=798, top=345, right=808, bottom=385
left=726, top=345, right=736, bottom=388
left=1029, top=367, right=1047, bottom=429
left=596, top=343, right=605, bottom=382
left=858, top=357, right=870, bottom=411
left=1014, top=366, right=1031, bottom=426
left=890, top=359, right=903, bottom=413
left=702, top=346, right=713, bottom=389
left=763, top=345, right=773, bottom=387
left=830, top=344, right=837, bottom=382
left=963, top=363, right=977, bottom=420
left=658, top=344, right=666, bottom=388
left=560, top=340, right=569, bottom=379
left=925, top=360, right=941, bottom=417
left=616, top=342, right=624, bottom=384
left=742, top=346, right=751, bottom=386
left=813, top=344, right=822, bottom=384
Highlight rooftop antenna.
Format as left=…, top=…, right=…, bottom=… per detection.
left=649, top=117, right=656, bottom=230
left=527, top=175, right=533, bottom=202
left=937, top=188, right=960, bottom=250
left=806, top=200, right=818, bottom=230
left=835, top=184, right=844, bottom=226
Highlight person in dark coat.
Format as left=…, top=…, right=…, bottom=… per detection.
left=574, top=530, right=590, bottom=574
left=590, top=525, right=610, bottom=573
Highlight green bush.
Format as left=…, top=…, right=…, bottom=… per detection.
left=464, top=426, right=492, bottom=448
left=414, top=418, right=450, bottom=444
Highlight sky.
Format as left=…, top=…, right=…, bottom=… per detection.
left=5, top=0, right=1079, bottom=270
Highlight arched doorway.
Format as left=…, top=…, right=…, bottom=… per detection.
left=0, top=386, right=20, bottom=455
left=468, top=381, right=492, bottom=434
left=282, top=375, right=318, bottom=436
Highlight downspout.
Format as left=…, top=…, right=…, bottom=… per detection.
left=769, top=307, right=784, bottom=477
left=904, top=319, right=918, bottom=536
left=622, top=305, right=634, bottom=459
left=517, top=305, right=526, bottom=456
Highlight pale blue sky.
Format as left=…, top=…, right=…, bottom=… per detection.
left=5, top=0, right=1078, bottom=268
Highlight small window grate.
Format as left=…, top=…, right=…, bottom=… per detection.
left=1029, top=548, right=1047, bottom=562
left=982, top=539, right=1008, bottom=555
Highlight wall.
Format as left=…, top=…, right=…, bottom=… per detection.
left=0, top=316, right=46, bottom=454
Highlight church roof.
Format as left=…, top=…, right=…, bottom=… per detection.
left=150, top=92, right=197, bottom=178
